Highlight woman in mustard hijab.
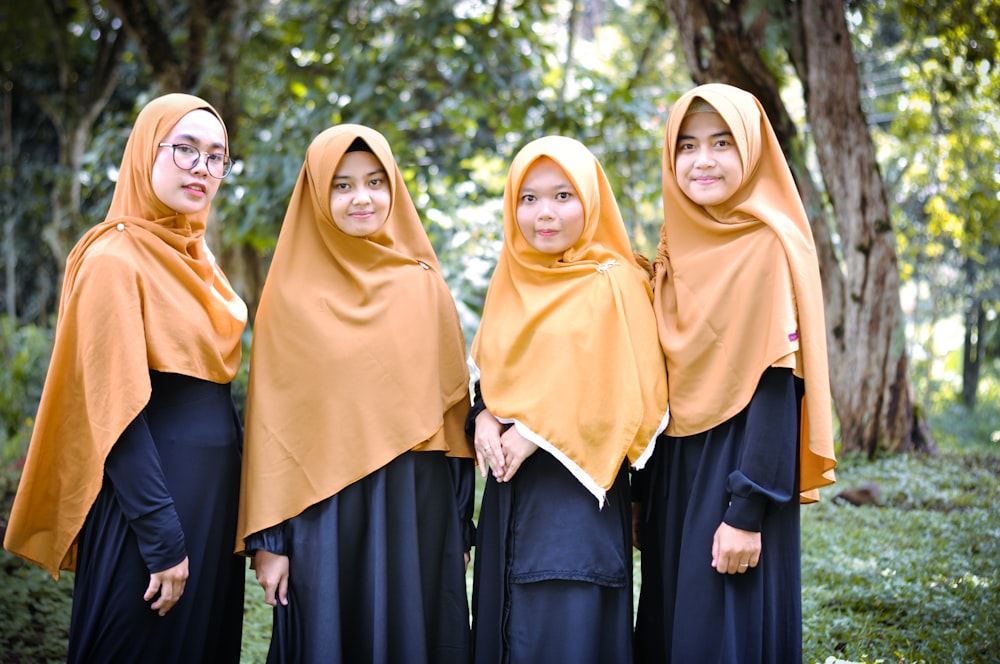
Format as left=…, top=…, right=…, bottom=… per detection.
left=468, top=136, right=669, bottom=663
left=3, top=94, right=247, bottom=662
left=632, top=84, right=838, bottom=663
left=237, top=125, right=475, bottom=663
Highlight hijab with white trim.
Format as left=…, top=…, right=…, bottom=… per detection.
left=470, top=135, right=669, bottom=505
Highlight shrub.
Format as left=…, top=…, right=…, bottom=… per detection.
left=0, top=316, right=52, bottom=467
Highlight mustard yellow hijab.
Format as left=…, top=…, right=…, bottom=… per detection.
left=4, top=94, right=247, bottom=577
left=470, top=136, right=669, bottom=505
left=237, top=125, right=472, bottom=547
left=653, top=83, right=836, bottom=501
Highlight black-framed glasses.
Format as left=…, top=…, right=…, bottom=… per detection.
left=158, top=142, right=234, bottom=179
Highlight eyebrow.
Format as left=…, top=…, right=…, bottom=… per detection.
left=519, top=183, right=575, bottom=194
left=677, top=131, right=734, bottom=142
left=172, top=133, right=226, bottom=151
left=333, top=169, right=387, bottom=180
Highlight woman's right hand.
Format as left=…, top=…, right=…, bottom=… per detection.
left=145, top=556, right=189, bottom=616
left=474, top=408, right=505, bottom=478
left=254, top=550, right=290, bottom=606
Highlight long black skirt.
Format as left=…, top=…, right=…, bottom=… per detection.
left=472, top=450, right=634, bottom=664
left=68, top=372, right=245, bottom=663
left=264, top=451, right=473, bottom=664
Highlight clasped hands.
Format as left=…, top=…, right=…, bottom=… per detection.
left=474, top=409, right=537, bottom=482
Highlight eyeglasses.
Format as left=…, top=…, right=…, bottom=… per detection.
left=158, top=142, right=234, bottom=179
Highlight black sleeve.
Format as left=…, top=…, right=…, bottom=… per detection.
left=244, top=522, right=288, bottom=557
left=630, top=465, right=650, bottom=504
left=104, top=410, right=188, bottom=573
left=723, top=368, right=801, bottom=533
left=465, top=379, right=487, bottom=440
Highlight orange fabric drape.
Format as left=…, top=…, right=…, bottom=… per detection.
left=236, top=125, right=471, bottom=548
left=4, top=94, right=247, bottom=577
left=653, top=84, right=836, bottom=501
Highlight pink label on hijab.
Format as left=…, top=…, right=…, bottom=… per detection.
left=789, top=330, right=799, bottom=342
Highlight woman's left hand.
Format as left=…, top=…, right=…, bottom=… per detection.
left=711, top=521, right=761, bottom=574
left=496, top=427, right=537, bottom=482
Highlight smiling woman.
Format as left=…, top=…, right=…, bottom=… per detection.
left=327, top=140, right=391, bottom=237
left=237, top=124, right=476, bottom=663
left=468, top=135, right=668, bottom=663
left=151, top=111, right=228, bottom=215
left=514, top=156, right=585, bottom=255
left=2, top=94, right=247, bottom=664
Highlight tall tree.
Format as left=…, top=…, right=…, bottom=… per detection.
left=662, top=0, right=933, bottom=455
left=794, top=0, right=933, bottom=454
left=0, top=0, right=126, bottom=317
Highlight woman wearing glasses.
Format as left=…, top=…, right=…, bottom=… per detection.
left=3, top=94, right=247, bottom=663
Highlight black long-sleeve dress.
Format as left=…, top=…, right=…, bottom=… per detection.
left=245, top=451, right=476, bottom=664
left=68, top=370, right=245, bottom=663
left=468, top=385, right=634, bottom=664
left=633, top=367, right=804, bottom=664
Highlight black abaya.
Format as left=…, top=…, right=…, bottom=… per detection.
left=634, top=367, right=804, bottom=664
left=68, top=371, right=245, bottom=663
left=246, top=451, right=475, bottom=664
left=472, top=451, right=634, bottom=664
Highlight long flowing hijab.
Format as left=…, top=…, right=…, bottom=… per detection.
left=653, top=83, right=836, bottom=501
left=470, top=136, right=669, bottom=505
left=4, top=94, right=247, bottom=577
left=236, top=125, right=471, bottom=547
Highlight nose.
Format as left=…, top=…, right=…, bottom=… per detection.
left=189, top=153, right=210, bottom=176
left=693, top=147, right=716, bottom=168
left=538, top=199, right=555, bottom=219
left=352, top=187, right=372, bottom=204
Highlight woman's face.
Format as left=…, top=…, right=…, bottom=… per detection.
left=328, top=150, right=391, bottom=237
left=674, top=110, right=744, bottom=207
left=515, top=157, right=585, bottom=255
left=151, top=110, right=226, bottom=215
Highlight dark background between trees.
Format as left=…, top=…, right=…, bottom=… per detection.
left=1, top=0, right=998, bottom=462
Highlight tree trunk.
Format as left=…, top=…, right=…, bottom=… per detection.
left=961, top=258, right=983, bottom=409
left=795, top=0, right=933, bottom=455
left=663, top=0, right=935, bottom=456
left=13, top=6, right=125, bottom=310
left=2, top=88, right=15, bottom=318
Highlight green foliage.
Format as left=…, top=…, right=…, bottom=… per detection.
left=801, top=450, right=1000, bottom=663
left=241, top=568, right=273, bottom=663
left=860, top=0, right=1000, bottom=400
left=0, top=556, right=72, bottom=664
left=925, top=377, right=1000, bottom=453
left=0, top=316, right=52, bottom=467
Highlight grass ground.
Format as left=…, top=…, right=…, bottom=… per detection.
left=2, top=436, right=998, bottom=663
